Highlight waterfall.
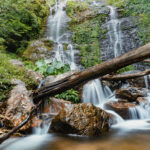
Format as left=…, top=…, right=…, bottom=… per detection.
left=67, top=44, right=77, bottom=70
left=46, top=0, right=78, bottom=70
left=82, top=79, right=113, bottom=105
left=128, top=106, right=149, bottom=119
left=144, top=75, right=149, bottom=89
left=55, top=44, right=64, bottom=63
left=107, top=6, right=123, bottom=57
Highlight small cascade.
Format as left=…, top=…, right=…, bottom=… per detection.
left=55, top=44, right=65, bottom=63
left=107, top=6, right=123, bottom=57
left=128, top=106, right=149, bottom=119
left=33, top=113, right=52, bottom=135
left=82, top=79, right=113, bottom=105
left=46, top=0, right=79, bottom=70
left=106, top=110, right=124, bottom=123
left=66, top=44, right=77, bottom=70
left=128, top=96, right=150, bottom=120
left=144, top=75, right=149, bottom=89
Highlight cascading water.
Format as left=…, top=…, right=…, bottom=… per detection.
left=34, top=0, right=79, bottom=135
left=144, top=75, right=149, bottom=89
left=45, top=0, right=78, bottom=70
left=107, top=6, right=123, bottom=57
left=82, top=79, right=113, bottom=105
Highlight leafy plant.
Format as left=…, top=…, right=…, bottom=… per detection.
left=55, top=89, right=79, bottom=103
left=0, top=52, right=37, bottom=101
left=35, top=60, right=70, bottom=76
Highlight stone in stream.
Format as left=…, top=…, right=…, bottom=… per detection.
left=104, top=101, right=136, bottom=119
left=50, top=103, right=110, bottom=136
left=42, top=97, right=72, bottom=115
left=116, top=87, right=148, bottom=102
left=136, top=97, right=149, bottom=104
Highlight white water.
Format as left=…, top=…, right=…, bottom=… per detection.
left=107, top=6, right=123, bottom=57
left=82, top=4, right=150, bottom=130
left=46, top=0, right=78, bottom=70
left=144, top=75, right=149, bottom=89
left=82, top=79, right=113, bottom=105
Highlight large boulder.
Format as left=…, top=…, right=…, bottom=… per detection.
left=50, top=103, right=110, bottom=136
left=104, top=101, right=136, bottom=119
left=116, top=87, right=148, bottom=102
left=2, top=80, right=39, bottom=131
left=23, top=39, right=54, bottom=61
left=42, top=97, right=72, bottom=114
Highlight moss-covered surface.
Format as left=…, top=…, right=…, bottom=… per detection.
left=23, top=39, right=54, bottom=61
left=108, top=0, right=150, bottom=45
left=66, top=1, right=108, bottom=68
left=0, top=52, right=37, bottom=101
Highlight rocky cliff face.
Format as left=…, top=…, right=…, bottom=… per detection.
left=100, top=8, right=142, bottom=61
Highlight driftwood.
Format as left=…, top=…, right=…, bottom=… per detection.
left=33, top=43, right=150, bottom=101
left=0, top=100, right=42, bottom=144
left=101, top=69, right=150, bottom=81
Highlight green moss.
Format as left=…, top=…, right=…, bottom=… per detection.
left=0, top=52, right=37, bottom=101
left=23, top=39, right=54, bottom=61
left=117, top=65, right=135, bottom=74
left=108, top=0, right=150, bottom=45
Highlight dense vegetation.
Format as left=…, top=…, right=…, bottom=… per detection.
left=0, top=52, right=37, bottom=101
left=0, top=0, right=49, bottom=54
left=66, top=1, right=107, bottom=68
left=108, top=0, right=150, bottom=44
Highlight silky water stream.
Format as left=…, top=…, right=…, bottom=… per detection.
left=1, top=1, right=150, bottom=150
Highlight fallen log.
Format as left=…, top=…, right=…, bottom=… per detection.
left=101, top=70, right=150, bottom=81
left=0, top=43, right=150, bottom=144
left=33, top=43, right=150, bottom=101
left=0, top=100, right=42, bottom=144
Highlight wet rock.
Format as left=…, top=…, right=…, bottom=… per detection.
left=42, top=97, right=72, bottom=114
left=136, top=97, right=149, bottom=105
left=116, top=87, right=148, bottom=102
left=104, top=101, right=136, bottom=119
left=50, top=103, right=110, bottom=136
left=0, top=128, right=23, bottom=137
left=23, top=39, right=54, bottom=61
left=3, top=83, right=34, bottom=131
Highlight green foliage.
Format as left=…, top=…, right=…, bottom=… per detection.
left=0, top=0, right=49, bottom=53
left=55, top=89, right=79, bottom=103
left=109, top=0, right=150, bottom=44
left=70, top=16, right=105, bottom=68
left=34, top=60, right=70, bottom=76
left=0, top=52, right=37, bottom=101
left=117, top=65, right=135, bottom=74
left=66, top=1, right=108, bottom=68
left=66, top=1, right=88, bottom=23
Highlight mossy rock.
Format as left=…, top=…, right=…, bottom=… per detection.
left=23, top=39, right=54, bottom=61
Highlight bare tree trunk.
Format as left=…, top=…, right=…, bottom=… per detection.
left=33, top=43, right=150, bottom=101
left=101, top=70, right=150, bottom=81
